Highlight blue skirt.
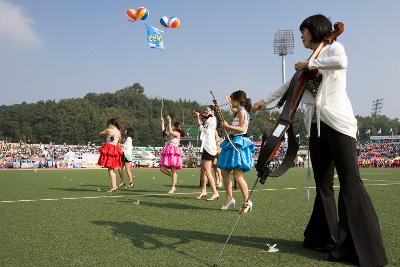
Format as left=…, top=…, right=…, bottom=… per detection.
left=217, top=135, right=256, bottom=172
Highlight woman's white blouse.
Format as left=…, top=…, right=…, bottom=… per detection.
left=123, top=137, right=133, bottom=162
left=199, top=116, right=217, bottom=155
left=264, top=41, right=358, bottom=139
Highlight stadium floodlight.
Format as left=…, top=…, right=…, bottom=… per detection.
left=274, top=30, right=294, bottom=83
left=371, top=98, right=383, bottom=117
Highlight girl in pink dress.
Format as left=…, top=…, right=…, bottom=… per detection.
left=98, top=118, right=123, bottom=192
left=159, top=115, right=184, bottom=193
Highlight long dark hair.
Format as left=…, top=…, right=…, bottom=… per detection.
left=125, top=128, right=134, bottom=138
left=299, top=14, right=332, bottom=43
left=107, top=118, right=122, bottom=130
left=230, top=90, right=252, bottom=113
left=174, top=122, right=185, bottom=138
left=162, top=121, right=185, bottom=138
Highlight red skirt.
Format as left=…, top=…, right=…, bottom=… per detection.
left=98, top=143, right=123, bottom=169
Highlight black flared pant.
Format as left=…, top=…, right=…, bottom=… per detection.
left=304, top=122, right=387, bottom=267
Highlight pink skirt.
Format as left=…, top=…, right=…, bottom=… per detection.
left=160, top=143, right=184, bottom=169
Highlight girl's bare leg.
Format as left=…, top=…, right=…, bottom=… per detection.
left=222, top=169, right=233, bottom=205
left=125, top=162, right=133, bottom=185
left=233, top=169, right=249, bottom=202
left=108, top=168, right=117, bottom=192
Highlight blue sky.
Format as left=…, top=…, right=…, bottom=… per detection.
left=0, top=0, right=399, bottom=118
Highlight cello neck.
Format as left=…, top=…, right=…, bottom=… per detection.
left=308, top=42, right=325, bottom=61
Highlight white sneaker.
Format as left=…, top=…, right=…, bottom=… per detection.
left=221, top=198, right=236, bottom=210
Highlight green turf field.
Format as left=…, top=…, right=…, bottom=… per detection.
left=0, top=168, right=399, bottom=266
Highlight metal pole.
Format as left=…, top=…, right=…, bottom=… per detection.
left=52, top=145, right=55, bottom=168
left=281, top=54, right=286, bottom=83
left=274, top=29, right=293, bottom=84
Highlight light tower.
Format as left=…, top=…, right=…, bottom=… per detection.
left=371, top=98, right=384, bottom=117
left=274, top=30, right=294, bottom=83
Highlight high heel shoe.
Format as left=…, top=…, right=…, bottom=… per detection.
left=118, top=183, right=125, bottom=188
left=221, top=198, right=236, bottom=210
left=207, top=194, right=219, bottom=201
left=107, top=187, right=118, bottom=193
left=168, top=187, right=176, bottom=194
left=242, top=200, right=253, bottom=213
left=126, top=182, right=134, bottom=188
left=195, top=193, right=207, bottom=199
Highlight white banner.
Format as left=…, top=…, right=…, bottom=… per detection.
left=370, top=135, right=400, bottom=140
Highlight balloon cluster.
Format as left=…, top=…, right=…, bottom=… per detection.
left=126, top=7, right=180, bottom=29
left=159, top=16, right=181, bottom=29
left=126, top=7, right=149, bottom=22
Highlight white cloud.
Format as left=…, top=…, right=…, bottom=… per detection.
left=0, top=0, right=42, bottom=47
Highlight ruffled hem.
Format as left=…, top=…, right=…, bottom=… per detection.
left=161, top=143, right=184, bottom=157
left=160, top=156, right=183, bottom=169
left=98, top=143, right=123, bottom=156
left=220, top=135, right=256, bottom=151
left=98, top=143, right=123, bottom=168
left=98, top=155, right=122, bottom=168
left=159, top=144, right=184, bottom=169
left=217, top=136, right=255, bottom=172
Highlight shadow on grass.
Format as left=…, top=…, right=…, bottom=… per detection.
left=48, top=187, right=105, bottom=193
left=48, top=187, right=151, bottom=194
left=92, top=220, right=330, bottom=266
left=79, top=184, right=108, bottom=187
left=163, top=184, right=201, bottom=190
left=138, top=194, right=196, bottom=200
left=118, top=199, right=218, bottom=211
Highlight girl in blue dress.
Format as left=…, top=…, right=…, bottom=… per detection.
left=217, top=90, right=256, bottom=212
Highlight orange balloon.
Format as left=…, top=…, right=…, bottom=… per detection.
left=126, top=9, right=137, bottom=21
left=168, top=17, right=181, bottom=29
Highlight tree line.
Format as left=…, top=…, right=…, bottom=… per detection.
left=0, top=83, right=398, bottom=146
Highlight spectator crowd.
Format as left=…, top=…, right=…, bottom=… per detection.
left=1, top=139, right=399, bottom=168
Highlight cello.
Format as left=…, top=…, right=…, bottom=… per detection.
left=255, top=22, right=345, bottom=185
left=212, top=23, right=345, bottom=267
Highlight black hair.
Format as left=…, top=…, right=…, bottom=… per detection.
left=125, top=128, right=134, bottom=138
left=173, top=121, right=185, bottom=138
left=299, top=14, right=332, bottom=43
left=207, top=105, right=215, bottom=112
left=107, top=118, right=122, bottom=130
left=230, top=90, right=252, bottom=113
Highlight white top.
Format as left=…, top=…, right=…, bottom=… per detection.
left=264, top=41, right=358, bottom=139
left=232, top=107, right=249, bottom=136
left=199, top=116, right=217, bottom=155
left=165, top=136, right=180, bottom=146
left=122, top=137, right=133, bottom=162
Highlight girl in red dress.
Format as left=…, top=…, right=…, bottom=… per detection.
left=98, top=118, right=123, bottom=192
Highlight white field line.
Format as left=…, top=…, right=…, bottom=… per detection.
left=360, top=173, right=392, bottom=175
left=366, top=180, right=400, bottom=183
left=366, top=183, right=400, bottom=186
left=1, top=195, right=124, bottom=203
left=1, top=183, right=399, bottom=204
